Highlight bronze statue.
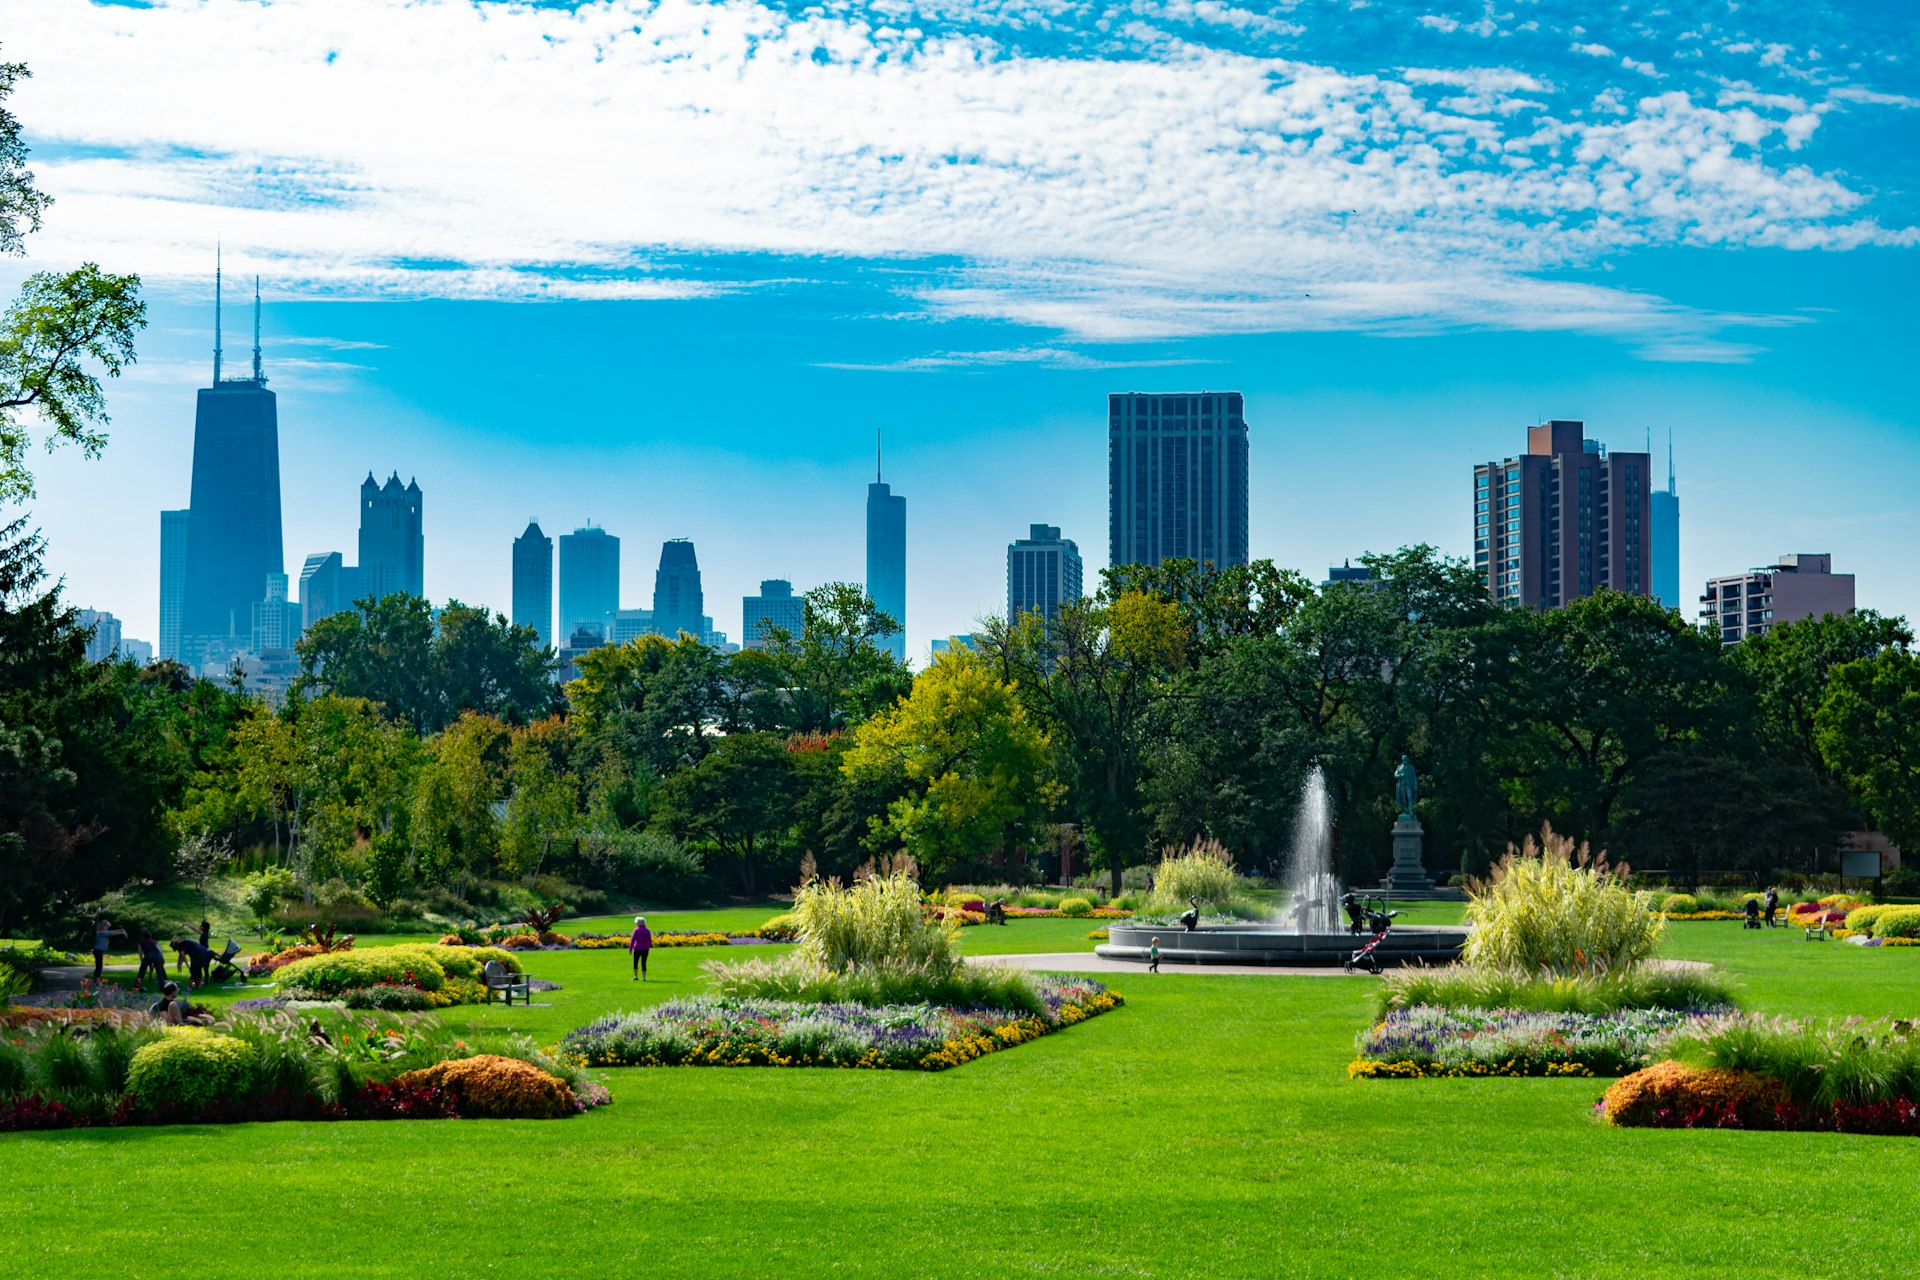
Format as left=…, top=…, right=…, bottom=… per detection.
left=1394, top=755, right=1419, bottom=821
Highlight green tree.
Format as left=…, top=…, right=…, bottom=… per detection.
left=1816, top=650, right=1920, bottom=851
left=409, top=712, right=509, bottom=891
left=499, top=717, right=581, bottom=879
left=569, top=633, right=736, bottom=775
left=984, top=589, right=1189, bottom=893
left=756, top=582, right=913, bottom=732
left=294, top=594, right=557, bottom=734
left=842, top=649, right=1059, bottom=879
left=655, top=732, right=802, bottom=893
left=1735, top=610, right=1912, bottom=772
left=0, top=59, right=145, bottom=504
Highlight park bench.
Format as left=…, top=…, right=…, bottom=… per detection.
left=1803, top=921, right=1832, bottom=941
left=482, top=959, right=532, bottom=1005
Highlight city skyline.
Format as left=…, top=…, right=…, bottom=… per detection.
left=9, top=3, right=1917, bottom=652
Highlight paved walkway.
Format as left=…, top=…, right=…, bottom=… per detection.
left=968, top=951, right=1370, bottom=978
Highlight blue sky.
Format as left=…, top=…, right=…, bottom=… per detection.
left=8, top=0, right=1919, bottom=654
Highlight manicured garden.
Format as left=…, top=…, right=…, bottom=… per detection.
left=5, top=887, right=1920, bottom=1277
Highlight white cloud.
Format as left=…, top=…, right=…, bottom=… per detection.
left=5, top=0, right=1913, bottom=360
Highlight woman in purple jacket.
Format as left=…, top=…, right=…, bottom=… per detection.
left=628, top=915, right=653, bottom=981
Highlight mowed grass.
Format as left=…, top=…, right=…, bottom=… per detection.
left=8, top=914, right=1920, bottom=1278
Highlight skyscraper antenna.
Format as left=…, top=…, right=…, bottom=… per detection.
left=213, top=243, right=223, bottom=383
left=1668, top=426, right=1676, bottom=493
left=251, top=274, right=264, bottom=382
left=876, top=427, right=882, bottom=484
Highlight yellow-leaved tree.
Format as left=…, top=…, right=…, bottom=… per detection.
left=841, top=648, right=1061, bottom=879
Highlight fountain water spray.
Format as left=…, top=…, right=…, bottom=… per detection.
left=1285, top=765, right=1341, bottom=933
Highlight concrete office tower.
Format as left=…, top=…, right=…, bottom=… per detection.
left=512, top=520, right=554, bottom=649
left=559, top=524, right=620, bottom=644
left=1701, top=554, right=1856, bottom=645
left=119, top=638, right=153, bottom=666
left=159, top=508, right=190, bottom=662
left=1007, top=524, right=1083, bottom=626
left=180, top=264, right=283, bottom=665
left=1108, top=391, right=1250, bottom=571
left=75, top=609, right=124, bottom=664
left=297, top=551, right=357, bottom=631
left=1472, top=420, right=1652, bottom=608
left=357, top=472, right=425, bottom=602
left=250, top=572, right=300, bottom=651
left=866, top=437, right=907, bottom=662
left=1649, top=431, right=1681, bottom=610
left=743, top=579, right=806, bottom=649
left=652, top=539, right=705, bottom=640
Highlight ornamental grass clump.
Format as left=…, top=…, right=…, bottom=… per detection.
left=795, top=869, right=961, bottom=976
left=1464, top=826, right=1662, bottom=974
left=707, top=870, right=1046, bottom=1012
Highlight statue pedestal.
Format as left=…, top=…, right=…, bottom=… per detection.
left=1377, top=817, right=1466, bottom=901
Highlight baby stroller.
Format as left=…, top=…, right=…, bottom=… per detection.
left=206, top=939, right=247, bottom=985
left=1341, top=894, right=1401, bottom=975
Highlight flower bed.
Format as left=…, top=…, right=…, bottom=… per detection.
left=0, top=1008, right=610, bottom=1130
left=1598, top=1014, right=1920, bottom=1135
left=561, top=975, right=1122, bottom=1071
left=1352, top=1006, right=1702, bottom=1079
left=1002, top=906, right=1134, bottom=920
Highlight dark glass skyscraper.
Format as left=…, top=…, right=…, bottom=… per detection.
left=358, top=472, right=424, bottom=601
left=866, top=448, right=907, bottom=661
left=651, top=539, right=705, bottom=641
left=179, top=268, right=283, bottom=666
left=1650, top=432, right=1681, bottom=610
left=513, top=520, right=554, bottom=649
left=1107, top=391, right=1250, bottom=571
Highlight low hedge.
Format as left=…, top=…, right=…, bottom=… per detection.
left=396, top=1054, right=576, bottom=1119
left=126, top=1029, right=258, bottom=1112
left=1661, top=893, right=1700, bottom=915
left=272, top=946, right=448, bottom=995
left=1601, top=1060, right=1791, bottom=1129
left=1844, top=905, right=1920, bottom=939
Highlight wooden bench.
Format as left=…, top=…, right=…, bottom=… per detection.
left=482, top=959, right=532, bottom=1005
left=1803, top=921, right=1832, bottom=941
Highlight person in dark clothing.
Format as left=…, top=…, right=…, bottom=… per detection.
left=90, top=917, right=126, bottom=981
left=173, top=936, right=214, bottom=987
left=1763, top=886, right=1780, bottom=928
left=135, top=931, right=168, bottom=989
left=197, top=919, right=212, bottom=951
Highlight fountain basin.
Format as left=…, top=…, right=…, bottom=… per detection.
left=1096, top=921, right=1466, bottom=968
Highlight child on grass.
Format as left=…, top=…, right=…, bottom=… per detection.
left=1149, top=936, right=1161, bottom=973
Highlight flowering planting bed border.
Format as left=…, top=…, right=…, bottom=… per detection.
left=563, top=980, right=1124, bottom=1072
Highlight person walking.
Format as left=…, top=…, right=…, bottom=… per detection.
left=90, top=916, right=125, bottom=982
left=1149, top=936, right=1161, bottom=974
left=135, top=930, right=168, bottom=990
left=628, top=915, right=653, bottom=981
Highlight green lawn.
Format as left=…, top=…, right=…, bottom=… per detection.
left=7, top=914, right=1920, bottom=1278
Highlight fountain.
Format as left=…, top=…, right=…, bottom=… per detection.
left=1283, top=766, right=1341, bottom=934
left=1095, top=761, right=1467, bottom=969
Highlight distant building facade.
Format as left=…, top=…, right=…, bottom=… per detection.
left=1701, top=553, right=1856, bottom=644
left=651, top=539, right=705, bottom=640
left=511, top=520, right=554, bottom=649
left=159, top=508, right=190, bottom=662
left=1649, top=434, right=1681, bottom=610
left=606, top=608, right=656, bottom=645
left=297, top=552, right=357, bottom=632
left=558, top=525, right=620, bottom=643
left=357, top=472, right=424, bottom=602
left=867, top=474, right=907, bottom=662
left=1007, top=524, right=1082, bottom=625
left=119, top=638, right=153, bottom=666
left=1108, top=391, right=1249, bottom=571
left=743, top=579, right=806, bottom=649
left=75, top=609, right=124, bottom=664
left=250, top=572, right=300, bottom=652
left=1473, top=420, right=1652, bottom=608
left=1323, top=560, right=1374, bottom=589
